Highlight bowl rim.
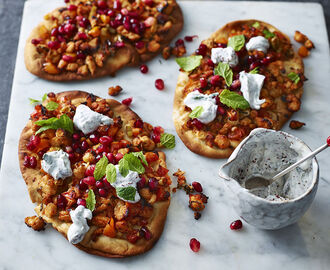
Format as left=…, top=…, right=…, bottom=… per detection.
left=218, top=128, right=319, bottom=205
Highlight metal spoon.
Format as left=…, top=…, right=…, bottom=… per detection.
left=244, top=138, right=329, bottom=190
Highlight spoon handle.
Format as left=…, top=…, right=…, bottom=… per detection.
left=271, top=143, right=328, bottom=182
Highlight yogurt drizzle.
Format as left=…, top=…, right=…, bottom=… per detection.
left=211, top=47, right=239, bottom=68
left=41, top=150, right=72, bottom=180
left=67, top=205, right=92, bottom=244
left=246, top=36, right=270, bottom=53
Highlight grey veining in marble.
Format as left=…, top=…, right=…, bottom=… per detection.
left=1, top=1, right=330, bottom=269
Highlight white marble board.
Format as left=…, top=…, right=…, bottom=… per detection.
left=1, top=0, right=330, bottom=269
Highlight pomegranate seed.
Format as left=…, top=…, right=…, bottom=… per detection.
left=73, top=133, right=80, bottom=141
left=155, top=79, right=165, bottom=90
left=77, top=198, right=86, bottom=207
left=47, top=40, right=61, bottom=49
left=38, top=150, right=46, bottom=157
left=230, top=219, right=243, bottom=230
left=99, top=136, right=113, bottom=145
left=122, top=97, right=133, bottom=106
left=68, top=4, right=77, bottom=11
left=216, top=43, right=227, bottom=48
left=85, top=165, right=95, bottom=176
left=64, top=0, right=69, bottom=3
left=217, top=106, right=226, bottom=115
left=79, top=179, right=88, bottom=191
left=148, top=178, right=158, bottom=191
left=261, top=56, right=272, bottom=65
left=123, top=20, right=131, bottom=31
left=206, top=59, right=214, bottom=68
left=51, top=28, right=59, bottom=36
left=26, top=142, right=35, bottom=151
left=72, top=142, right=80, bottom=151
left=327, top=136, right=330, bottom=146
left=106, top=153, right=116, bottom=164
left=27, top=135, right=40, bottom=150
left=79, top=17, right=90, bottom=28
left=137, top=177, right=146, bottom=189
left=96, top=180, right=104, bottom=189
left=153, top=126, right=164, bottom=135
left=135, top=41, right=145, bottom=49
left=107, top=9, right=115, bottom=17
left=97, top=0, right=107, bottom=9
left=57, top=194, right=67, bottom=209
left=31, top=38, right=42, bottom=45
left=189, top=238, right=201, bottom=252
left=76, top=51, right=86, bottom=60
left=175, top=38, right=184, bottom=47
left=144, top=0, right=153, bottom=6
left=140, top=64, right=148, bottom=74
left=62, top=54, right=75, bottom=62
left=65, top=146, right=73, bottom=153
left=200, top=77, right=208, bottom=88
left=29, top=156, right=37, bottom=168
left=192, top=181, right=203, bottom=192
left=196, top=43, right=207, bottom=56
left=121, top=8, right=129, bottom=15
left=249, top=61, right=260, bottom=70
left=140, top=226, right=152, bottom=240
left=103, top=177, right=112, bottom=189
left=191, top=119, right=204, bottom=130
left=134, top=119, right=143, bottom=128
left=58, top=35, right=66, bottom=42
left=83, top=176, right=96, bottom=186
left=23, top=156, right=30, bottom=167
left=77, top=32, right=88, bottom=40
left=210, top=75, right=221, bottom=86
left=184, top=35, right=198, bottom=42
left=96, top=144, right=108, bottom=154
left=230, top=80, right=241, bottom=91
left=89, top=134, right=99, bottom=144
left=81, top=140, right=89, bottom=151
left=113, top=0, right=121, bottom=10
left=152, top=134, right=160, bottom=143
left=68, top=153, right=75, bottom=161
left=115, top=153, right=124, bottom=163
left=64, top=23, right=76, bottom=35
left=99, top=188, right=107, bottom=197
left=58, top=25, right=65, bottom=34
left=115, top=41, right=125, bottom=48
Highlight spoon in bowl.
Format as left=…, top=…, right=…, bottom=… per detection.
left=244, top=137, right=330, bottom=190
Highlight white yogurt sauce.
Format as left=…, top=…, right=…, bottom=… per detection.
left=183, top=91, right=218, bottom=124
left=246, top=36, right=270, bottom=53
left=211, top=47, right=239, bottom=68
left=41, top=150, right=72, bottom=180
left=67, top=205, right=92, bottom=244
left=111, top=165, right=141, bottom=203
left=73, top=104, right=113, bottom=135
left=239, top=71, right=265, bottom=110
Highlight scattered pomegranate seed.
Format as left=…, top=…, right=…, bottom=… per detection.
left=77, top=198, right=86, bottom=207
left=96, top=180, right=104, bottom=189
left=137, top=177, right=146, bottom=189
left=106, top=153, right=116, bottom=164
left=140, top=226, right=152, bottom=240
left=155, top=79, right=165, bottom=90
left=153, top=126, right=164, bottom=135
left=200, top=77, right=208, bottom=88
left=64, top=23, right=76, bottom=35
left=191, top=119, right=204, bottom=130
left=29, top=156, right=37, bottom=168
left=79, top=179, right=88, bottom=191
left=122, top=97, right=133, bottom=106
left=115, top=153, right=124, bottom=162
left=206, top=59, right=214, bottom=68
left=57, top=194, right=67, bottom=209
left=96, top=144, right=108, bottom=154
left=189, top=238, right=201, bottom=252
left=77, top=32, right=88, bottom=40
left=97, top=0, right=107, bottom=9
left=175, top=38, right=184, bottom=47
left=47, top=40, right=60, bottom=49
left=89, top=134, right=99, bottom=144
left=23, top=156, right=30, bottom=167
left=103, top=177, right=112, bottom=189
left=115, top=41, right=125, bottom=48
left=134, top=119, right=144, bottom=128
left=184, top=35, right=198, bottom=42
left=80, top=140, right=89, bottom=151
left=144, top=0, right=153, bottom=6
left=99, top=188, right=108, bottom=197
left=99, top=136, right=113, bottom=145
left=152, top=134, right=161, bottom=143
left=230, top=219, right=243, bottom=230
left=68, top=4, right=77, bottom=11
left=62, top=54, right=75, bottom=62
left=216, top=43, right=227, bottom=48
left=327, top=136, right=330, bottom=146
left=68, top=153, right=75, bottom=161
left=195, top=43, right=207, bottom=56
left=230, top=80, right=241, bottom=91
left=135, top=41, right=145, bottom=49
left=140, top=64, right=148, bottom=74
left=31, top=38, right=42, bottom=45
left=192, top=181, right=203, bottom=192
left=73, top=133, right=80, bottom=141
left=210, top=75, right=221, bottom=86
left=51, top=28, right=59, bottom=37
left=113, top=0, right=121, bottom=10
left=148, top=178, right=158, bottom=191
left=217, top=106, right=226, bottom=115
left=249, top=61, right=260, bottom=70
left=260, top=56, right=272, bottom=65
left=83, top=176, right=96, bottom=186
left=85, top=165, right=96, bottom=176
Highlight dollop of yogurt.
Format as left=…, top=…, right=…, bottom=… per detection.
left=239, top=71, right=265, bottom=110
left=111, top=165, right=141, bottom=203
left=67, top=205, right=92, bottom=244
left=73, top=104, right=113, bottom=135
left=246, top=36, right=270, bottom=53
left=211, top=47, right=239, bottom=67
left=183, top=91, right=218, bottom=124
left=41, top=150, right=72, bottom=180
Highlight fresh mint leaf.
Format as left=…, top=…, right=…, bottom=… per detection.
left=94, top=156, right=108, bottom=181
left=263, top=29, right=275, bottom=39
left=214, top=62, right=233, bottom=87
left=106, top=163, right=117, bottom=184
left=29, top=98, right=40, bottom=105
left=119, top=158, right=130, bottom=177
left=124, top=153, right=145, bottom=174
left=116, top=187, right=136, bottom=202
left=228, top=35, right=245, bottom=51
left=252, top=22, right=260, bottom=28
left=45, top=101, right=59, bottom=111
left=42, top=93, right=47, bottom=102
left=175, top=55, right=203, bottom=72
left=219, top=89, right=250, bottom=110
left=131, top=151, right=148, bottom=166
left=35, top=114, right=73, bottom=135
left=189, top=106, right=204, bottom=119
left=160, top=133, right=176, bottom=149
left=86, top=189, right=96, bottom=212
left=288, top=72, right=300, bottom=84
left=249, top=67, right=259, bottom=74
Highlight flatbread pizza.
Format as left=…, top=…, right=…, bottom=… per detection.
left=173, top=20, right=304, bottom=158
left=19, top=91, right=174, bottom=257
left=25, top=0, right=183, bottom=81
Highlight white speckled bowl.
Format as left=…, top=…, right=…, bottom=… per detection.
left=219, top=128, right=319, bottom=230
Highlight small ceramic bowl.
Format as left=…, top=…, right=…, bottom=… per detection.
left=219, top=128, right=319, bottom=230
